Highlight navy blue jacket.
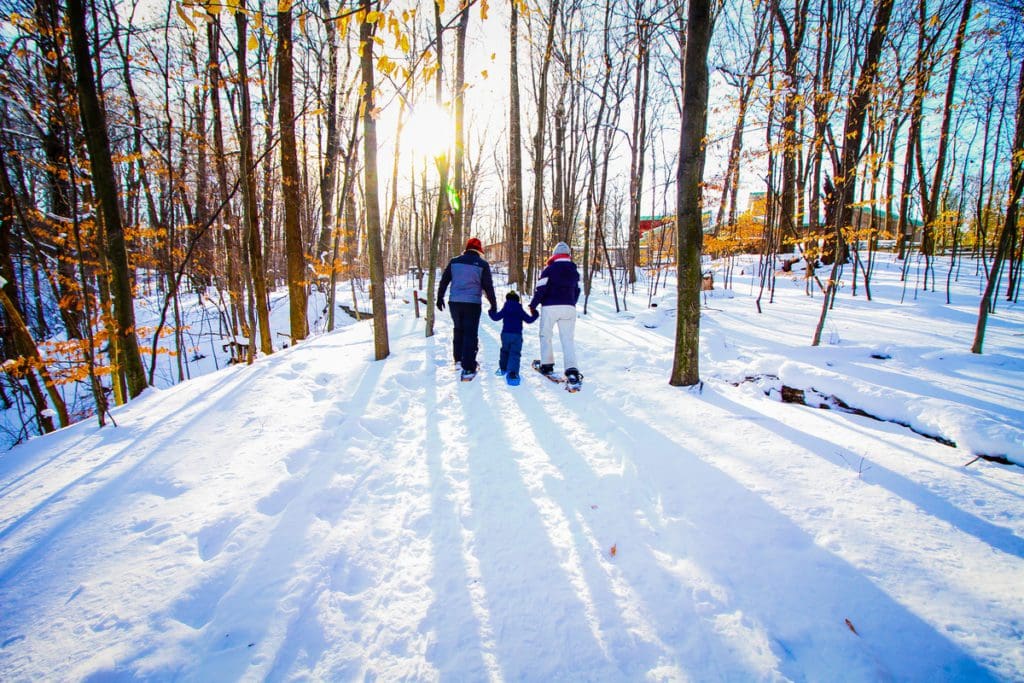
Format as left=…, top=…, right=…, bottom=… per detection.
left=529, top=257, right=580, bottom=309
left=438, top=251, right=497, bottom=308
left=488, top=300, right=538, bottom=335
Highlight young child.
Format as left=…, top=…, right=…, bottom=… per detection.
left=488, top=291, right=538, bottom=386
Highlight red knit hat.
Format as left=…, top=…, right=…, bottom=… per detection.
left=466, top=237, right=483, bottom=254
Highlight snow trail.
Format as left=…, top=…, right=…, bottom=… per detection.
left=0, top=263, right=1022, bottom=680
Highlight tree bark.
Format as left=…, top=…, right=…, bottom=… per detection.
left=769, top=0, right=810, bottom=251
left=812, top=0, right=895, bottom=346
left=425, top=0, right=450, bottom=338
left=670, top=0, right=715, bottom=387
left=67, top=0, right=148, bottom=398
left=278, top=2, right=309, bottom=344
left=526, top=0, right=561, bottom=293
left=507, top=1, right=525, bottom=289
left=972, top=56, right=1024, bottom=354
left=235, top=3, right=273, bottom=357
left=360, top=1, right=390, bottom=360
left=452, top=3, right=470, bottom=252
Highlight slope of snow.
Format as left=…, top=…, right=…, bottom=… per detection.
left=1, top=255, right=1022, bottom=681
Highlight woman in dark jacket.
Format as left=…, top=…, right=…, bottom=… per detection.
left=529, top=242, right=582, bottom=386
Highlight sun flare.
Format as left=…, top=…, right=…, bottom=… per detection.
left=401, top=101, right=454, bottom=162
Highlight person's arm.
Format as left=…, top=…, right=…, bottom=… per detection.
left=482, top=261, right=497, bottom=310
left=529, top=266, right=550, bottom=310
left=437, top=262, right=452, bottom=309
left=524, top=307, right=539, bottom=324
left=488, top=305, right=503, bottom=321
left=573, top=264, right=581, bottom=304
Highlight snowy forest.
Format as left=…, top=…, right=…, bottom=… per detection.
left=2, top=1, right=1024, bottom=679
left=0, top=0, right=1021, bottom=441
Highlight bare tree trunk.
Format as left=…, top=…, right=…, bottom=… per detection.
left=670, top=0, right=715, bottom=387
left=920, top=0, right=972, bottom=290
left=236, top=3, right=273, bottom=357
left=67, top=0, right=148, bottom=398
left=812, top=0, right=894, bottom=346
left=973, top=57, right=1024, bottom=354
left=316, top=0, right=341, bottom=259
left=359, top=1, right=389, bottom=360
left=425, top=1, right=450, bottom=338
left=452, top=3, right=470, bottom=251
left=278, top=2, right=309, bottom=344
left=769, top=0, right=810, bottom=253
left=208, top=19, right=246, bottom=339
left=582, top=0, right=614, bottom=310
left=507, top=1, right=525, bottom=289
left=627, top=8, right=652, bottom=284
left=526, top=0, right=561, bottom=293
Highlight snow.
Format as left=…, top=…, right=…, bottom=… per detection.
left=1, top=254, right=1022, bottom=681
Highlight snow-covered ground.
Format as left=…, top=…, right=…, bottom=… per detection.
left=1, top=254, right=1022, bottom=681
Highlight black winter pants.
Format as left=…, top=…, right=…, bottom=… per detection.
left=449, top=302, right=482, bottom=373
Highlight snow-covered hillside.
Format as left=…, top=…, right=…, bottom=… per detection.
left=1, top=255, right=1022, bottom=680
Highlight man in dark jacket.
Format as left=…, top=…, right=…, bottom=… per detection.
left=437, top=237, right=497, bottom=381
left=529, top=241, right=582, bottom=385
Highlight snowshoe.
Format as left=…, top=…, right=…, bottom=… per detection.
left=460, top=369, right=477, bottom=382
left=495, top=368, right=507, bottom=377
left=506, top=372, right=521, bottom=386
left=532, top=360, right=564, bottom=384
left=564, top=368, right=584, bottom=393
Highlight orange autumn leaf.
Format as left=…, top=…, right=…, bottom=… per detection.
left=609, top=544, right=617, bottom=558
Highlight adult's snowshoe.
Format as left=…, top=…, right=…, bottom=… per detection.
left=460, top=369, right=477, bottom=382
left=532, top=360, right=564, bottom=384
left=564, top=368, right=584, bottom=393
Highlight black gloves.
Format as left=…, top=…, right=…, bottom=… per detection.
left=437, top=298, right=445, bottom=311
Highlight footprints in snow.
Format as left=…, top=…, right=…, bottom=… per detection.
left=256, top=478, right=304, bottom=517
left=197, top=516, right=243, bottom=561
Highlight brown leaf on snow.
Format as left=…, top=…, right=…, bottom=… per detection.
left=609, top=544, right=617, bottom=558
left=845, top=618, right=859, bottom=635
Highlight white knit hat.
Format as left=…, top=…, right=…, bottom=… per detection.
left=553, top=242, right=571, bottom=256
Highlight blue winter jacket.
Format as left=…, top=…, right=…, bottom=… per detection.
left=529, top=257, right=580, bottom=309
left=488, top=300, right=538, bottom=335
left=438, top=251, right=497, bottom=308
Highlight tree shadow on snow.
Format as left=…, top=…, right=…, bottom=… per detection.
left=545, top=388, right=999, bottom=682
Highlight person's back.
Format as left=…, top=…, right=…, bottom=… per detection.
left=489, top=291, right=537, bottom=384
left=438, top=238, right=497, bottom=380
left=529, top=242, right=582, bottom=388
left=444, top=250, right=491, bottom=304
left=533, top=258, right=580, bottom=308
left=491, top=298, right=537, bottom=335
